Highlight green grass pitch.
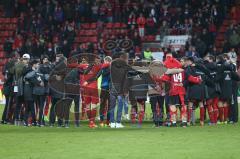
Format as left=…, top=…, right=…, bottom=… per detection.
left=0, top=105, right=240, bottom=159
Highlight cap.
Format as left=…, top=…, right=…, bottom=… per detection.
left=22, top=54, right=30, bottom=59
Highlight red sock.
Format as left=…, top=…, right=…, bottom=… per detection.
left=181, top=105, right=187, bottom=122
left=87, top=109, right=91, bottom=120
left=213, top=106, right=219, bottom=123
left=131, top=108, right=136, bottom=124
left=224, top=106, right=229, bottom=122
left=213, top=98, right=219, bottom=123
left=207, top=105, right=214, bottom=123
left=219, top=107, right=224, bottom=122
left=91, top=109, right=97, bottom=122
left=200, top=107, right=205, bottom=122
left=44, top=96, right=51, bottom=116
left=138, top=111, right=144, bottom=124
left=82, top=102, right=86, bottom=117
left=188, top=107, right=193, bottom=122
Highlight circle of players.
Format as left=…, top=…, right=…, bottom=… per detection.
left=1, top=51, right=239, bottom=128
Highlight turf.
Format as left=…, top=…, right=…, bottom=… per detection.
left=0, top=106, right=240, bottom=159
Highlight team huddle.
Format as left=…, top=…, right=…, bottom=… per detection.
left=1, top=51, right=239, bottom=128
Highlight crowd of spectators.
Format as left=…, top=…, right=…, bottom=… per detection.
left=1, top=0, right=237, bottom=61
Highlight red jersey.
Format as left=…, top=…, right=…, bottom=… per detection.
left=160, top=72, right=201, bottom=96
left=161, top=72, right=186, bottom=96
left=137, top=17, right=146, bottom=28
left=79, top=64, right=89, bottom=86
left=68, top=63, right=110, bottom=89
left=84, top=64, right=102, bottom=89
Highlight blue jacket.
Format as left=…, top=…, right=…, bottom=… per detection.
left=101, top=66, right=110, bottom=90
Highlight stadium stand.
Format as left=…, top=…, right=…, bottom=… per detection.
left=0, top=0, right=239, bottom=76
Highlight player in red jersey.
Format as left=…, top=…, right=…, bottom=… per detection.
left=79, top=57, right=89, bottom=120
left=155, top=53, right=202, bottom=127
left=68, top=56, right=109, bottom=128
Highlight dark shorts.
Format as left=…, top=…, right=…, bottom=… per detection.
left=169, top=95, right=181, bottom=106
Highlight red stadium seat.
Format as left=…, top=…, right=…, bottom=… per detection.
left=5, top=18, right=10, bottom=23
left=11, top=18, right=18, bottom=24
left=75, top=37, right=80, bottom=43
left=106, top=23, right=113, bottom=29
left=0, top=45, right=3, bottom=51
left=85, top=30, right=91, bottom=36
left=0, top=24, right=3, bottom=30
left=89, top=37, right=98, bottom=43
left=92, top=30, right=97, bottom=36
left=215, top=41, right=222, bottom=48
left=80, top=37, right=87, bottom=43
left=0, top=51, right=4, bottom=58
left=114, top=23, right=121, bottom=28
left=120, top=23, right=127, bottom=28
left=219, top=26, right=227, bottom=33
left=90, top=23, right=97, bottom=29
left=78, top=30, right=85, bottom=36
left=0, top=37, right=6, bottom=44
left=145, top=35, right=155, bottom=42
left=223, top=20, right=230, bottom=26
left=216, top=34, right=224, bottom=41
left=81, top=23, right=90, bottom=29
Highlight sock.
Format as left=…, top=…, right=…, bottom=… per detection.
left=224, top=106, right=229, bottom=122
left=207, top=105, right=214, bottom=123
left=219, top=107, right=224, bottom=122
left=188, top=107, right=193, bottom=122
left=170, top=109, right=177, bottom=124
left=200, top=107, right=205, bottom=122
left=81, top=102, right=86, bottom=117
left=213, top=98, right=219, bottom=123
left=169, top=108, right=173, bottom=123
left=192, top=109, right=196, bottom=124
left=181, top=105, right=187, bottom=123
left=87, top=110, right=91, bottom=121
left=44, top=96, right=51, bottom=116
left=91, top=108, right=97, bottom=122
left=131, top=108, right=136, bottom=124
left=138, top=111, right=144, bottom=124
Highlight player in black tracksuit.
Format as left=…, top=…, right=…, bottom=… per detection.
left=217, top=54, right=240, bottom=124
left=229, top=64, right=239, bottom=124
left=204, top=55, right=221, bottom=125
left=185, top=57, right=212, bottom=126
left=127, top=67, right=155, bottom=127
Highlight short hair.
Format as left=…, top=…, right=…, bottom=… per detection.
left=181, top=56, right=188, bottom=62
left=30, top=59, right=40, bottom=66
left=112, top=51, right=128, bottom=59
left=207, top=55, right=215, bottom=61
left=216, top=55, right=224, bottom=62
left=112, top=53, right=121, bottom=59
left=81, top=57, right=89, bottom=62
left=104, top=56, right=112, bottom=62
left=59, top=56, right=67, bottom=63
left=186, top=57, right=195, bottom=63
left=119, top=51, right=128, bottom=59
left=41, top=55, right=49, bottom=61
left=223, top=53, right=230, bottom=60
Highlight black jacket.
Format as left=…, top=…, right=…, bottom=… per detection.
left=24, top=67, right=41, bottom=101
left=49, top=61, right=67, bottom=98
left=38, top=63, right=52, bottom=94
left=110, top=59, right=133, bottom=95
